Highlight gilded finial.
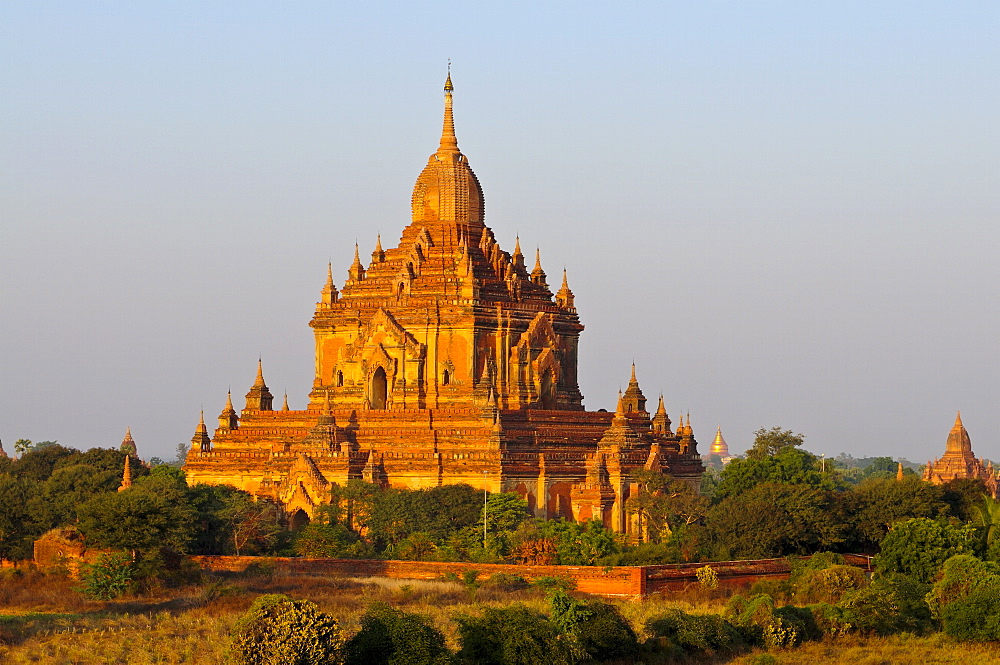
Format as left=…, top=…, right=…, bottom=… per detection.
left=513, top=235, right=522, bottom=256
left=281, top=392, right=289, bottom=411
left=439, top=68, right=458, bottom=153
left=630, top=362, right=637, bottom=383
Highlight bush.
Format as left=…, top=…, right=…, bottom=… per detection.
left=696, top=565, right=719, bottom=591
left=926, top=554, right=1000, bottom=619
left=548, top=589, right=639, bottom=661
left=645, top=609, right=745, bottom=656
left=483, top=573, right=528, bottom=592
left=806, top=603, right=854, bottom=637
left=344, top=603, right=453, bottom=665
left=77, top=552, right=134, bottom=600
left=455, top=604, right=573, bottom=665
left=230, top=594, right=345, bottom=665
left=529, top=575, right=576, bottom=592
left=794, top=564, right=867, bottom=604
left=927, top=554, right=1000, bottom=641
left=294, top=523, right=372, bottom=559
left=838, top=573, right=932, bottom=636
left=724, top=594, right=809, bottom=649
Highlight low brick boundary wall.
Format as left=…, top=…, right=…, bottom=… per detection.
left=190, top=554, right=874, bottom=598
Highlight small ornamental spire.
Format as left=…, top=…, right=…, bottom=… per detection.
left=438, top=70, right=459, bottom=154
left=120, top=426, right=137, bottom=456
left=655, top=394, right=667, bottom=416
left=219, top=390, right=238, bottom=430
left=192, top=410, right=212, bottom=453
left=512, top=236, right=525, bottom=272
left=320, top=262, right=339, bottom=305
left=614, top=390, right=625, bottom=418
left=630, top=362, right=637, bottom=384
left=896, top=462, right=904, bottom=481
left=371, top=234, right=385, bottom=263
left=348, top=243, right=366, bottom=281
left=117, top=455, right=132, bottom=492
left=530, top=248, right=547, bottom=286
left=281, top=393, right=290, bottom=411
left=245, top=359, right=274, bottom=411
left=556, top=268, right=575, bottom=310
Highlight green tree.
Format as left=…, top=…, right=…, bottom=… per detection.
left=0, top=473, right=40, bottom=559
left=874, top=517, right=978, bottom=583
left=714, top=446, right=841, bottom=500
left=11, top=444, right=76, bottom=482
left=974, top=494, right=1000, bottom=558
left=548, top=589, right=639, bottom=661
left=294, top=522, right=372, bottom=559
left=626, top=470, right=707, bottom=544
left=843, top=476, right=949, bottom=549
left=706, top=483, right=846, bottom=559
left=77, top=472, right=197, bottom=555
left=746, top=426, right=805, bottom=460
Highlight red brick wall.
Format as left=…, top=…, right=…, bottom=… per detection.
left=189, top=554, right=874, bottom=598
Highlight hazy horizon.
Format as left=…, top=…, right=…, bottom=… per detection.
left=3, top=2, right=998, bottom=464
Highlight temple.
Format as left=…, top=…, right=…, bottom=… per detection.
left=182, top=75, right=705, bottom=536
left=923, top=412, right=997, bottom=496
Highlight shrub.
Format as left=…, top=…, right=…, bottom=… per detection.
left=696, top=565, right=719, bottom=591
left=838, top=573, right=932, bottom=635
left=926, top=554, right=1000, bottom=619
left=940, top=582, right=1000, bottom=641
left=483, top=573, right=528, bottom=591
left=794, top=564, right=867, bottom=604
left=724, top=594, right=808, bottom=649
left=927, top=554, right=1000, bottom=641
left=548, top=589, right=639, bottom=661
left=344, top=603, right=453, bottom=665
left=455, top=604, right=573, bottom=665
left=294, top=523, right=371, bottom=559
left=230, top=593, right=345, bottom=665
left=529, top=575, right=576, bottom=592
left=645, top=609, right=745, bottom=655
left=77, top=552, right=134, bottom=600
left=806, top=602, right=853, bottom=637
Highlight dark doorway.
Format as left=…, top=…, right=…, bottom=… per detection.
left=289, top=509, right=310, bottom=530
left=371, top=367, right=388, bottom=409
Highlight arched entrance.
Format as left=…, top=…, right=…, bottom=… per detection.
left=371, top=367, right=388, bottom=410
left=289, top=509, right=310, bottom=530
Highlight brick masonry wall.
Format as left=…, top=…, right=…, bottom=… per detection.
left=190, top=554, right=874, bottom=598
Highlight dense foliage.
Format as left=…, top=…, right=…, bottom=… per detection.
left=230, top=594, right=344, bottom=665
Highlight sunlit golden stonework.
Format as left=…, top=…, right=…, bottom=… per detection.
left=923, top=412, right=997, bottom=496
left=182, top=76, right=705, bottom=535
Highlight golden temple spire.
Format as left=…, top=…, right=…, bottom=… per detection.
left=192, top=409, right=212, bottom=453
left=556, top=268, right=575, bottom=310
left=371, top=234, right=385, bottom=263
left=896, top=462, right=904, bottom=481
left=630, top=362, right=637, bottom=383
left=656, top=394, right=667, bottom=416
left=225, top=390, right=234, bottom=411
left=438, top=70, right=459, bottom=154
left=710, top=426, right=729, bottom=457
left=253, top=359, right=265, bottom=387
left=321, top=262, right=339, bottom=306
left=348, top=243, right=366, bottom=281
left=117, top=454, right=132, bottom=492
left=530, top=248, right=547, bottom=286
left=615, top=389, right=624, bottom=416
left=281, top=393, right=289, bottom=411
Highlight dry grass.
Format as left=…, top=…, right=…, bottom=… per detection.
left=729, top=633, right=1000, bottom=665
left=2, top=570, right=999, bottom=664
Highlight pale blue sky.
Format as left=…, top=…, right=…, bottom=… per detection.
left=2, top=1, right=998, bottom=462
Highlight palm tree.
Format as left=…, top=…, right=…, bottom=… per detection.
left=973, top=494, right=1000, bottom=552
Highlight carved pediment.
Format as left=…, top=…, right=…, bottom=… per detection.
left=344, top=308, right=424, bottom=360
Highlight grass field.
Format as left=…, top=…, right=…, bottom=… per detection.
left=1, top=568, right=997, bottom=664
